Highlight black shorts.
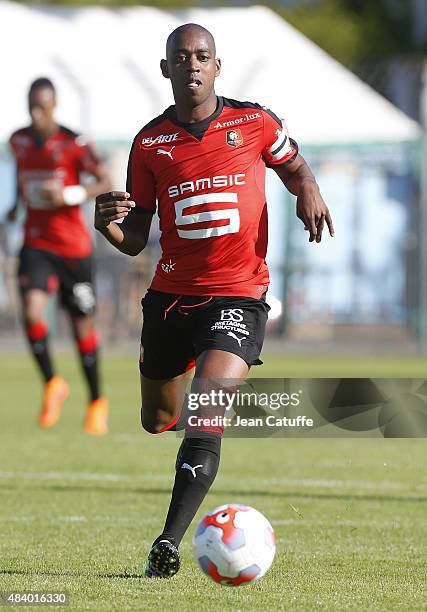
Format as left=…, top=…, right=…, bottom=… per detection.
left=18, top=246, right=96, bottom=316
left=139, top=289, right=270, bottom=379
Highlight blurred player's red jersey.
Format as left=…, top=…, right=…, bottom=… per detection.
left=9, top=126, right=101, bottom=258
left=127, top=97, right=298, bottom=298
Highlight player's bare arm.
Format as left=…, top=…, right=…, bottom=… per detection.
left=6, top=178, right=21, bottom=222
left=41, top=160, right=112, bottom=208
left=6, top=202, right=18, bottom=222
left=95, top=190, right=152, bottom=256
left=274, top=154, right=334, bottom=243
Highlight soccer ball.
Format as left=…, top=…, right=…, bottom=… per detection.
left=193, top=503, right=276, bottom=586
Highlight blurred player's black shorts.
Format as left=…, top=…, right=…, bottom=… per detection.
left=18, top=246, right=96, bottom=316
left=139, top=288, right=270, bottom=379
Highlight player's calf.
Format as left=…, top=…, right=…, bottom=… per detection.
left=154, top=434, right=221, bottom=546
left=25, top=319, right=54, bottom=383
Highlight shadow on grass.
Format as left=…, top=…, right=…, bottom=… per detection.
left=0, top=568, right=144, bottom=579
left=0, top=482, right=425, bottom=504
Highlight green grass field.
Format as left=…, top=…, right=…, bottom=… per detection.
left=0, top=353, right=426, bottom=611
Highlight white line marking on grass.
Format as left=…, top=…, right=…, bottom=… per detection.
left=222, top=477, right=427, bottom=491
left=0, top=470, right=425, bottom=493
left=0, top=470, right=130, bottom=482
left=258, top=478, right=404, bottom=489
left=0, top=470, right=174, bottom=482
left=0, top=515, right=87, bottom=523
left=271, top=518, right=409, bottom=528
left=0, top=515, right=158, bottom=525
left=0, top=516, right=36, bottom=522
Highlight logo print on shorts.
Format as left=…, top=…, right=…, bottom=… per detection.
left=73, top=283, right=95, bottom=313
left=226, top=129, right=243, bottom=148
left=227, top=331, right=247, bottom=347
left=221, top=309, right=244, bottom=322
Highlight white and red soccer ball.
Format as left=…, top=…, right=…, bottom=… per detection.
left=193, top=503, right=276, bottom=586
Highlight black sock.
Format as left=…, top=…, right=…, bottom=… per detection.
left=78, top=350, right=100, bottom=402
left=158, top=435, right=221, bottom=547
left=77, top=332, right=100, bottom=402
left=25, top=321, right=54, bottom=383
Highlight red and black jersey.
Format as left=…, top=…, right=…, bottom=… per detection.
left=9, top=126, right=101, bottom=258
left=127, top=97, right=298, bottom=299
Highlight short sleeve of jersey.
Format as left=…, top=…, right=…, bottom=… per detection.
left=9, top=133, right=19, bottom=158
left=261, top=108, right=298, bottom=167
left=75, top=137, right=102, bottom=175
left=126, top=138, right=156, bottom=214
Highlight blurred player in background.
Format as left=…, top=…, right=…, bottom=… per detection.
left=7, top=77, right=112, bottom=435
left=95, top=24, right=333, bottom=576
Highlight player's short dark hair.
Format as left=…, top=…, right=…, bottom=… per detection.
left=166, top=23, right=216, bottom=57
left=29, top=77, right=56, bottom=97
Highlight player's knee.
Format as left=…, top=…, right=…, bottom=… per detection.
left=23, top=305, right=45, bottom=326
left=140, top=406, right=176, bottom=434
left=140, top=413, right=157, bottom=434
left=76, top=329, right=99, bottom=355
left=25, top=319, right=49, bottom=341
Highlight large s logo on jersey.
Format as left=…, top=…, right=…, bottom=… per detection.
left=174, top=193, right=240, bottom=239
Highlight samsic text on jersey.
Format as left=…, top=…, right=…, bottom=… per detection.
left=9, top=126, right=101, bottom=258
left=127, top=97, right=298, bottom=299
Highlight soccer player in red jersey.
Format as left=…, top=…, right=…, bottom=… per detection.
left=95, top=24, right=334, bottom=576
left=7, top=78, right=112, bottom=434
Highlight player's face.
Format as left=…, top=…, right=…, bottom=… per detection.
left=28, top=87, right=56, bottom=132
left=163, top=31, right=220, bottom=107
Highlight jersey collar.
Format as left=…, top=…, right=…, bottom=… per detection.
left=166, top=96, right=224, bottom=141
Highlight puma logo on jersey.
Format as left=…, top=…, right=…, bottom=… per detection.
left=181, top=463, right=203, bottom=478
left=157, top=146, right=175, bottom=160
left=141, top=133, right=179, bottom=147
left=227, top=331, right=247, bottom=347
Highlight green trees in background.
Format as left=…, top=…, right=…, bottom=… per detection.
left=279, top=0, right=417, bottom=65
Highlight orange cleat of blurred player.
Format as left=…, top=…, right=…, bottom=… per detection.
left=83, top=397, right=109, bottom=436
left=38, top=376, right=69, bottom=429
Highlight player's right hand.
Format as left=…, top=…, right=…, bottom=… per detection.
left=6, top=205, right=18, bottom=222
left=94, top=191, right=135, bottom=229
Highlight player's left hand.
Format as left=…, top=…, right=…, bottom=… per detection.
left=296, top=181, right=334, bottom=243
left=40, top=180, right=66, bottom=208
left=6, top=204, right=18, bottom=222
